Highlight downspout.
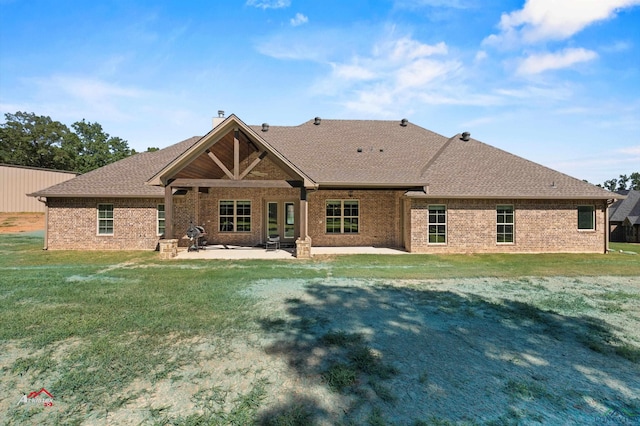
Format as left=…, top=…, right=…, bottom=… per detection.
left=36, top=196, right=49, bottom=250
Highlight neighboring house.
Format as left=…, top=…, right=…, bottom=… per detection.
left=0, top=164, right=77, bottom=213
left=31, top=114, right=620, bottom=256
left=609, top=190, right=640, bottom=243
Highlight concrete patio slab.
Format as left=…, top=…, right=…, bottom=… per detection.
left=174, top=245, right=406, bottom=260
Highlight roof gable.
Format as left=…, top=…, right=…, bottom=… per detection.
left=147, top=114, right=314, bottom=187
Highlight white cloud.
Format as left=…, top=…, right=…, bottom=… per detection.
left=331, top=63, right=377, bottom=81
left=618, top=146, right=640, bottom=156
left=516, top=48, right=598, bottom=75
left=485, top=0, right=640, bottom=46
left=388, top=39, right=447, bottom=61
left=246, top=0, right=290, bottom=9
left=474, top=50, right=488, bottom=61
left=290, top=13, right=308, bottom=27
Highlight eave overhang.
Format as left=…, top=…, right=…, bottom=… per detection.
left=28, top=193, right=163, bottom=199
left=404, top=191, right=623, bottom=200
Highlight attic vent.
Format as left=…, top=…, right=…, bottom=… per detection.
left=357, top=148, right=363, bottom=153
left=400, top=118, right=408, bottom=127
left=314, top=117, right=321, bottom=125
left=461, top=132, right=470, bottom=141
left=261, top=123, right=269, bottom=132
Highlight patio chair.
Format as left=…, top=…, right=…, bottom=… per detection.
left=266, top=236, right=280, bottom=251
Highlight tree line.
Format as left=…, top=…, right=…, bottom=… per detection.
left=0, top=111, right=139, bottom=173
left=597, top=173, right=640, bottom=192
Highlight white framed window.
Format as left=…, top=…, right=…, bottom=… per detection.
left=428, top=205, right=446, bottom=244
left=219, top=200, right=251, bottom=232
left=326, top=200, right=359, bottom=234
left=157, top=204, right=165, bottom=236
left=497, top=205, right=514, bottom=243
left=577, top=205, right=595, bottom=230
left=97, top=204, right=114, bottom=235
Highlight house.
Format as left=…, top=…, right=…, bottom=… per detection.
left=1, top=164, right=77, bottom=212
left=30, top=113, right=620, bottom=257
left=609, top=190, right=640, bottom=243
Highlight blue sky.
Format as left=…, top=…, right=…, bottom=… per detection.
left=1, top=0, right=639, bottom=184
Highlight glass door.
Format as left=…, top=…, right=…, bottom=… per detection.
left=266, top=201, right=296, bottom=243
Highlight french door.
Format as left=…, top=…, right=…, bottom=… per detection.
left=266, top=201, right=296, bottom=244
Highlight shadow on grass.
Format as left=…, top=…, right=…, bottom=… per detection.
left=257, top=282, right=640, bottom=425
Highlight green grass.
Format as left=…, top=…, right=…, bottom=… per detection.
left=610, top=242, right=640, bottom=254
left=1, top=233, right=639, bottom=424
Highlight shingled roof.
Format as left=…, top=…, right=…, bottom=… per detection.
left=610, top=190, right=640, bottom=225
left=32, top=115, right=618, bottom=200
left=31, top=137, right=200, bottom=197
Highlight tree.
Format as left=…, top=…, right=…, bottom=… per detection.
left=0, top=112, right=74, bottom=169
left=0, top=112, right=133, bottom=173
left=601, top=173, right=640, bottom=191
left=66, top=120, right=133, bottom=173
left=602, top=179, right=618, bottom=192
left=630, top=172, right=640, bottom=190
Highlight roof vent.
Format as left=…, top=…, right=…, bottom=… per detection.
left=357, top=148, right=363, bottom=153
left=400, top=118, right=408, bottom=127
left=461, top=132, right=470, bottom=141
left=314, top=117, right=321, bottom=125
left=261, top=123, right=269, bottom=132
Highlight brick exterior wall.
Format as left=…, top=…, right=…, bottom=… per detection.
left=46, top=198, right=163, bottom=250
left=45, top=149, right=608, bottom=254
left=171, top=187, right=300, bottom=247
left=307, top=189, right=405, bottom=247
left=406, top=198, right=608, bottom=253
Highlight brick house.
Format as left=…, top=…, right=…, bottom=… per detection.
left=609, top=190, right=640, bottom=243
left=31, top=114, right=620, bottom=256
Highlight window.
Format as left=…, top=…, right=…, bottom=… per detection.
left=497, top=205, right=514, bottom=243
left=157, top=204, right=165, bottom=236
left=326, top=200, right=359, bottom=234
left=577, top=206, right=595, bottom=230
left=428, top=205, right=446, bottom=244
left=97, top=204, right=114, bottom=235
left=219, top=200, right=251, bottom=232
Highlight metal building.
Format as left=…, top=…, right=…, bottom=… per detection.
left=0, top=164, right=78, bottom=212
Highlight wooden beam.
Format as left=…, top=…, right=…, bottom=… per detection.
left=234, top=131, right=240, bottom=180
left=164, top=186, right=173, bottom=239
left=170, top=178, right=299, bottom=188
left=194, top=186, right=200, bottom=225
left=207, top=151, right=234, bottom=180
left=238, top=151, right=267, bottom=180
left=299, top=189, right=308, bottom=239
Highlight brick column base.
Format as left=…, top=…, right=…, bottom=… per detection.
left=295, top=236, right=312, bottom=259
left=159, top=239, right=178, bottom=259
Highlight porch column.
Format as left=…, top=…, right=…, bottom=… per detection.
left=193, top=186, right=200, bottom=225
left=299, top=187, right=308, bottom=239
left=295, top=187, right=312, bottom=259
left=164, top=185, right=173, bottom=239
left=604, top=200, right=610, bottom=253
